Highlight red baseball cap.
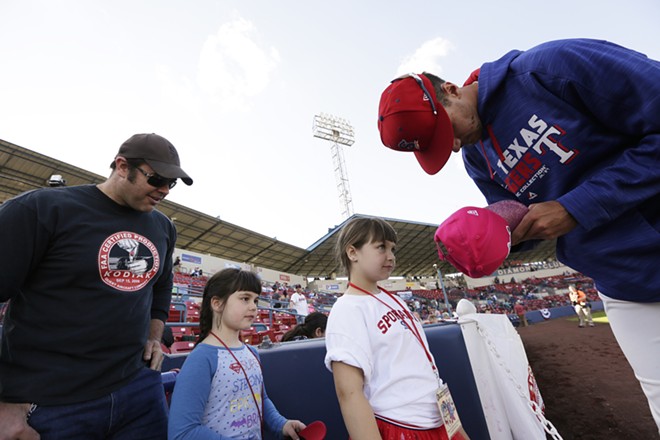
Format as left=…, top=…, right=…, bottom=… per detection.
left=378, top=73, right=454, bottom=175
left=434, top=207, right=511, bottom=278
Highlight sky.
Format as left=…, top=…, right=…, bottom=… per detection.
left=1, top=0, right=659, bottom=249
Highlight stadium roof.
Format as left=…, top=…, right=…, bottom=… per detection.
left=0, top=138, right=556, bottom=279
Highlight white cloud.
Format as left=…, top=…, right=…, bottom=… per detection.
left=157, top=66, right=201, bottom=118
left=197, top=13, right=280, bottom=112
left=396, top=37, right=454, bottom=76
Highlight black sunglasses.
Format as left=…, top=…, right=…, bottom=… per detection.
left=135, top=167, right=177, bottom=189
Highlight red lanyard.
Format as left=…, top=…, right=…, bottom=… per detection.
left=209, top=331, right=263, bottom=428
left=348, top=283, right=438, bottom=375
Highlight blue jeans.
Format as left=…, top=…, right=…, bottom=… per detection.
left=28, top=367, right=168, bottom=440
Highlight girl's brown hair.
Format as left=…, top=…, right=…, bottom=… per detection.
left=334, top=217, right=397, bottom=278
left=197, top=268, right=262, bottom=343
left=281, top=312, right=328, bottom=342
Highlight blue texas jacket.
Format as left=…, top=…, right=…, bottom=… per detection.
left=463, top=39, right=660, bottom=301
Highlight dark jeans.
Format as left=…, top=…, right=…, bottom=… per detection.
left=28, top=367, right=168, bottom=440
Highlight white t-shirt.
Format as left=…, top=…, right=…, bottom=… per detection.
left=290, top=292, right=309, bottom=316
left=324, top=291, right=443, bottom=429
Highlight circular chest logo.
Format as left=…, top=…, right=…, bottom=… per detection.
left=98, top=232, right=160, bottom=291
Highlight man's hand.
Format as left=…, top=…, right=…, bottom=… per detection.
left=143, top=339, right=164, bottom=371
left=0, top=402, right=40, bottom=440
left=511, top=201, right=577, bottom=246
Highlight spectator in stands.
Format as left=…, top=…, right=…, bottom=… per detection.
left=281, top=312, right=328, bottom=342
left=514, top=301, right=528, bottom=327
left=568, top=285, right=595, bottom=328
left=377, top=39, right=660, bottom=431
left=0, top=133, right=192, bottom=439
left=289, top=284, right=309, bottom=324
left=173, top=255, right=181, bottom=272
left=168, top=268, right=306, bottom=439
left=190, top=266, right=203, bottom=277
left=272, top=288, right=283, bottom=308
left=325, top=217, right=469, bottom=439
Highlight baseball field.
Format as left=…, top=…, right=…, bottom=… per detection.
left=518, top=314, right=658, bottom=439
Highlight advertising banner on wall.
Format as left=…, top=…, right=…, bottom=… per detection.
left=181, top=254, right=202, bottom=264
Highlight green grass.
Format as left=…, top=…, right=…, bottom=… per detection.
left=566, top=310, right=608, bottom=324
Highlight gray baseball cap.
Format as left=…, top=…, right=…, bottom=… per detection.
left=117, top=133, right=193, bottom=185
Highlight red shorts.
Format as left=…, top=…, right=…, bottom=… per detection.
left=372, top=417, right=466, bottom=440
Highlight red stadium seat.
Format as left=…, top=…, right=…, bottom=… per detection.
left=167, top=309, right=183, bottom=322
left=171, top=326, right=194, bottom=341
left=186, top=310, right=200, bottom=322
left=170, top=341, right=196, bottom=354
left=257, top=329, right=276, bottom=343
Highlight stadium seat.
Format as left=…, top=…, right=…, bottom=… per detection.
left=240, top=330, right=261, bottom=345
left=161, top=369, right=179, bottom=406
left=171, top=326, right=194, bottom=341
left=186, top=309, right=200, bottom=322
left=252, top=323, right=269, bottom=333
left=170, top=341, right=196, bottom=354
left=257, top=329, right=276, bottom=344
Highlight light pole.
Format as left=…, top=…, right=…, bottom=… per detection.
left=433, top=263, right=452, bottom=314
left=312, top=113, right=355, bottom=219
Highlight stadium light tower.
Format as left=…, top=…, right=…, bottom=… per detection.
left=313, top=113, right=355, bottom=219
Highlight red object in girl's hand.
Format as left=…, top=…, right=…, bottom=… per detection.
left=298, top=420, right=326, bottom=440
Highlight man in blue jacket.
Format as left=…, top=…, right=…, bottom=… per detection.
left=377, top=39, right=660, bottom=431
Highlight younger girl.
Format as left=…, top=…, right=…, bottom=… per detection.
left=324, top=217, right=468, bottom=439
left=168, top=268, right=306, bottom=439
left=281, top=312, right=328, bottom=342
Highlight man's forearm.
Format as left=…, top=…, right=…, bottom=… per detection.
left=148, top=318, right=165, bottom=342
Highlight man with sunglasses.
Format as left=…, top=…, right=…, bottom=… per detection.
left=377, top=39, right=660, bottom=433
left=0, top=133, right=192, bottom=439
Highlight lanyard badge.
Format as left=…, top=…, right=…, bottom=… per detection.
left=437, top=384, right=462, bottom=438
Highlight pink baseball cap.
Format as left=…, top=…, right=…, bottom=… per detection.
left=378, top=73, right=455, bottom=175
left=434, top=207, right=511, bottom=278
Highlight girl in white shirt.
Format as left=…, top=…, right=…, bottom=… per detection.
left=324, top=217, right=469, bottom=440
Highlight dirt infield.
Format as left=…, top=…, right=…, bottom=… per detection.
left=517, top=315, right=658, bottom=439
